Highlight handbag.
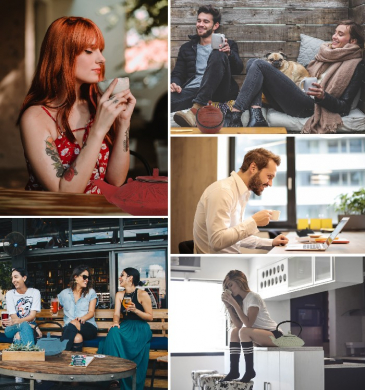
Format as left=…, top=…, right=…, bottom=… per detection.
left=269, top=320, right=305, bottom=347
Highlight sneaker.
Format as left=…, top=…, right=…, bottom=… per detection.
left=247, top=107, right=268, bottom=127
left=223, top=110, right=243, bottom=127
left=173, top=107, right=198, bottom=127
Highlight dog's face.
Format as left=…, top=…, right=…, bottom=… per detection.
left=265, top=52, right=288, bottom=69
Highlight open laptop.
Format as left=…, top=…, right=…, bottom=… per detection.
left=285, top=217, right=350, bottom=251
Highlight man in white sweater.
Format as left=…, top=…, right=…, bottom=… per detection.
left=193, top=148, right=288, bottom=253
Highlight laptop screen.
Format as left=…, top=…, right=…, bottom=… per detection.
left=326, top=217, right=350, bottom=246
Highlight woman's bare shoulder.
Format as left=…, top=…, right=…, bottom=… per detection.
left=20, top=105, right=56, bottom=137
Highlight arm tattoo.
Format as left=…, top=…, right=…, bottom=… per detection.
left=62, top=160, right=78, bottom=182
left=123, top=127, right=130, bottom=152
left=45, top=137, right=64, bottom=178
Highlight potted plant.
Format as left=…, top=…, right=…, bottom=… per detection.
left=333, top=188, right=365, bottom=230
left=2, top=342, right=45, bottom=361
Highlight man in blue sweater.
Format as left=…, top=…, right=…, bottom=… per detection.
left=171, top=5, right=243, bottom=126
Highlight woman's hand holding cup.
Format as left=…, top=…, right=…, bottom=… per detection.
left=93, top=79, right=130, bottom=136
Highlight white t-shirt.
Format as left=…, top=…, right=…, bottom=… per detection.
left=242, top=291, right=278, bottom=331
left=5, top=288, right=41, bottom=320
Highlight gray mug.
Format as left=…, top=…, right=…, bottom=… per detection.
left=299, top=77, right=318, bottom=93
left=211, top=33, right=225, bottom=50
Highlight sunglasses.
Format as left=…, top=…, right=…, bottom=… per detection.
left=81, top=275, right=89, bottom=280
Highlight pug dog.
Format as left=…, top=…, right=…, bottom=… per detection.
left=265, top=52, right=309, bottom=87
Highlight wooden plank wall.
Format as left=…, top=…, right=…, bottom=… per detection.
left=349, top=0, right=365, bottom=112
left=171, top=1, right=365, bottom=112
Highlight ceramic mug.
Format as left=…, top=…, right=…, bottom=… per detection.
left=211, top=33, right=226, bottom=50
left=97, top=77, right=130, bottom=96
left=299, top=77, right=318, bottom=93
left=270, top=210, right=281, bottom=221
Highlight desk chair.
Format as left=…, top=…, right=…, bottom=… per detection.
left=179, top=240, right=194, bottom=254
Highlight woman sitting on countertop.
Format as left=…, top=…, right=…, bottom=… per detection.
left=221, top=270, right=282, bottom=383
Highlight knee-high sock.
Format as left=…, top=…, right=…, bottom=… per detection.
left=240, top=341, right=256, bottom=383
left=221, top=342, right=241, bottom=381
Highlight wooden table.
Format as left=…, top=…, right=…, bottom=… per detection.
left=0, top=351, right=136, bottom=390
left=170, top=127, right=287, bottom=134
left=0, top=188, right=129, bottom=216
left=269, top=231, right=365, bottom=254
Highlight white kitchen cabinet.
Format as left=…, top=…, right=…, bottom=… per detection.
left=254, top=348, right=324, bottom=390
left=258, top=257, right=362, bottom=301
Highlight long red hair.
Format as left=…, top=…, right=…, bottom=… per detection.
left=17, top=16, right=115, bottom=146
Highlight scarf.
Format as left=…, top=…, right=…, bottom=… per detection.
left=301, top=43, right=363, bottom=134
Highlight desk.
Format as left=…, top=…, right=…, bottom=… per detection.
left=269, top=231, right=365, bottom=255
left=0, top=188, right=128, bottom=216
left=0, top=351, right=136, bottom=390
left=170, top=127, right=287, bottom=134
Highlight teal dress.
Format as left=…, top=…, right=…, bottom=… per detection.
left=98, top=290, right=152, bottom=390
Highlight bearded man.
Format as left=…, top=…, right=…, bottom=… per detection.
left=171, top=5, right=243, bottom=126
left=193, top=148, right=289, bottom=254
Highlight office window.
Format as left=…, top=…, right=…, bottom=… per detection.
left=232, top=136, right=365, bottom=226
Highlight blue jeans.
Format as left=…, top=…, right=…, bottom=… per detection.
left=171, top=50, right=237, bottom=112
left=233, top=59, right=315, bottom=117
left=5, top=322, right=35, bottom=345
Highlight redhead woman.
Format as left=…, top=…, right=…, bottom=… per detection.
left=224, top=20, right=364, bottom=133
left=3, top=268, right=41, bottom=345
left=98, top=267, right=153, bottom=390
left=221, top=270, right=282, bottom=383
left=17, top=17, right=135, bottom=194
left=58, top=265, right=97, bottom=351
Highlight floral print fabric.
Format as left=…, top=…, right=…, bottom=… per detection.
left=25, top=107, right=110, bottom=194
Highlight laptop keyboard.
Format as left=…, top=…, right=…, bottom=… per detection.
left=303, top=244, right=323, bottom=249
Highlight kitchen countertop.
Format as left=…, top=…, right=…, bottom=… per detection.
left=255, top=347, right=323, bottom=351
left=325, top=362, right=365, bottom=368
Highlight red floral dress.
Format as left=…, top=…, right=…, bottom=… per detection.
left=25, top=107, right=110, bottom=194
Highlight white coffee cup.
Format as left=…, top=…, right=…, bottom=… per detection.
left=270, top=210, right=281, bottom=221
left=299, top=77, right=318, bottom=93
left=211, top=33, right=226, bottom=50
left=97, top=77, right=130, bottom=96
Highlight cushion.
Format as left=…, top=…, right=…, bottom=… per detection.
left=200, top=374, right=226, bottom=390
left=266, top=107, right=365, bottom=132
left=297, top=34, right=325, bottom=67
left=191, top=370, right=219, bottom=387
left=83, top=336, right=105, bottom=348
left=150, top=336, right=168, bottom=350
left=215, top=381, right=253, bottom=390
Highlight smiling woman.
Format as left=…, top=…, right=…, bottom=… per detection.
left=224, top=20, right=364, bottom=133
left=17, top=16, right=136, bottom=194
left=58, top=265, right=98, bottom=352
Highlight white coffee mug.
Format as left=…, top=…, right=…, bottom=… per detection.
left=97, top=77, right=130, bottom=96
left=270, top=210, right=281, bottom=221
left=211, top=33, right=226, bottom=50
left=299, top=77, right=318, bottom=93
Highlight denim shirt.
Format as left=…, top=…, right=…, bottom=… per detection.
left=58, top=288, right=98, bottom=328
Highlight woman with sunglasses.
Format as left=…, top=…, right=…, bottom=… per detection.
left=98, top=267, right=153, bottom=390
left=58, top=265, right=97, bottom=351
